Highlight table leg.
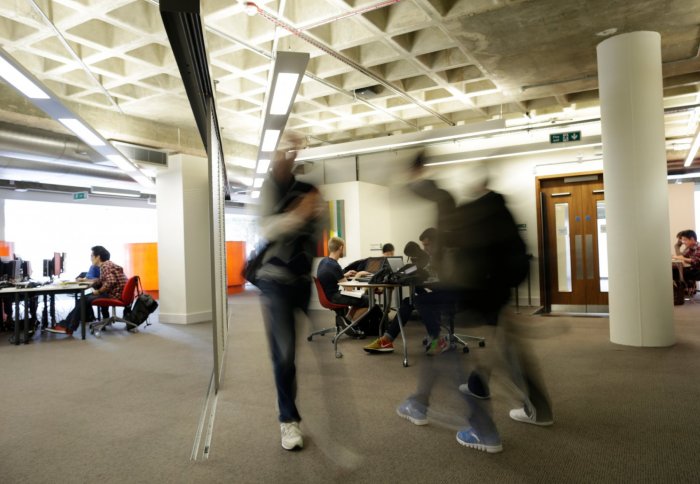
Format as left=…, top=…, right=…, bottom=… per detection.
left=41, top=294, right=49, bottom=328
left=22, top=293, right=30, bottom=344
left=394, top=286, right=408, bottom=367
left=12, top=293, right=20, bottom=345
left=50, top=294, right=56, bottom=326
left=80, top=291, right=86, bottom=340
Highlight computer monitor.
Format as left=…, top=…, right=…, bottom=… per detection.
left=42, top=252, right=65, bottom=279
left=21, top=260, right=32, bottom=278
left=0, top=261, right=10, bottom=280
left=53, top=252, right=64, bottom=278
left=43, top=259, right=53, bottom=278
left=6, top=259, right=22, bottom=281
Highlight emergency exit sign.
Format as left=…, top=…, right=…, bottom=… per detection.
left=73, top=191, right=88, bottom=200
left=550, top=131, right=581, bottom=143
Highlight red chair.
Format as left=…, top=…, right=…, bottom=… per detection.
left=309, top=277, right=363, bottom=358
left=89, top=275, right=141, bottom=336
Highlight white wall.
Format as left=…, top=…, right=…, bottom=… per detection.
left=156, top=154, right=212, bottom=324
left=668, top=182, right=695, bottom=250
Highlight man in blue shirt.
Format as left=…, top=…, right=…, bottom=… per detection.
left=76, top=257, right=107, bottom=320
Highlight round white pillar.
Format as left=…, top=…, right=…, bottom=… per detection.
left=597, top=31, right=674, bottom=346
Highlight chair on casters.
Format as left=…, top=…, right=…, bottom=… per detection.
left=309, top=277, right=363, bottom=359
left=89, top=276, right=140, bottom=337
left=443, top=304, right=486, bottom=354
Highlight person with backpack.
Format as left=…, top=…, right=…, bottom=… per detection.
left=395, top=159, right=553, bottom=454
left=255, top=142, right=325, bottom=451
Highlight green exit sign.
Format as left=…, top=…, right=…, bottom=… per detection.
left=550, top=131, right=581, bottom=143
left=73, top=191, right=88, bottom=201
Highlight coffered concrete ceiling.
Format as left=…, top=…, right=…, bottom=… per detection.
left=0, top=0, right=699, bottom=196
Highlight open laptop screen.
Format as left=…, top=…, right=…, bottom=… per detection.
left=364, top=257, right=386, bottom=273
left=386, top=256, right=404, bottom=273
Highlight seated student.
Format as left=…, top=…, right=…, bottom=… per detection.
left=343, top=243, right=395, bottom=273
left=77, top=260, right=108, bottom=319
left=672, top=229, right=700, bottom=281
left=54, top=246, right=127, bottom=335
left=364, top=229, right=446, bottom=354
left=77, top=263, right=100, bottom=283
left=317, top=237, right=371, bottom=319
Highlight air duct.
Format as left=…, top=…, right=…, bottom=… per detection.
left=0, top=121, right=100, bottom=165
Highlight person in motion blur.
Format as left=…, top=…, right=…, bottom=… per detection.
left=255, top=135, right=325, bottom=451
left=395, top=157, right=553, bottom=454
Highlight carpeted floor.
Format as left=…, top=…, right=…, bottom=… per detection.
left=1, top=290, right=699, bottom=483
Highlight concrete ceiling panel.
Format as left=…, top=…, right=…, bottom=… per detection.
left=0, top=16, right=38, bottom=41
left=124, top=43, right=173, bottom=68
left=106, top=1, right=161, bottom=33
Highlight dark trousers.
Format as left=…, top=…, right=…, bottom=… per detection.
left=257, top=278, right=311, bottom=423
left=65, top=294, right=110, bottom=331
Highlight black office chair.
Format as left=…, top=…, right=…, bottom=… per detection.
left=442, top=305, right=486, bottom=354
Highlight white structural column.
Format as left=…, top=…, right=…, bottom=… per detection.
left=597, top=31, right=674, bottom=346
left=156, top=153, right=212, bottom=324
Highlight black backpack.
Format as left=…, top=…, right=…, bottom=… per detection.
left=125, top=278, right=158, bottom=327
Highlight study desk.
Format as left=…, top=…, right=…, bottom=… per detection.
left=338, top=281, right=409, bottom=367
left=0, top=283, right=92, bottom=345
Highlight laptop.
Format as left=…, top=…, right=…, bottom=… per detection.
left=354, top=257, right=387, bottom=283
left=386, top=256, right=404, bottom=273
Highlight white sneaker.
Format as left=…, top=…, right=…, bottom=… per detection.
left=509, top=407, right=553, bottom=426
left=280, top=422, right=304, bottom=450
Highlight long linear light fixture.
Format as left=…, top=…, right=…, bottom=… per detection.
left=0, top=48, right=154, bottom=189
left=90, top=186, right=142, bottom=198
left=252, top=51, right=309, bottom=198
left=683, top=125, right=700, bottom=167
left=0, top=56, right=49, bottom=99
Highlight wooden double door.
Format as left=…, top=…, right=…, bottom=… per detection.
left=538, top=174, right=608, bottom=311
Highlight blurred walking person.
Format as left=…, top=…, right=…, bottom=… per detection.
left=254, top=140, right=324, bottom=451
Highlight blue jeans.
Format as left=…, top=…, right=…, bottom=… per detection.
left=257, top=278, right=311, bottom=423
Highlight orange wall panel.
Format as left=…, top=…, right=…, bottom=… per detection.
left=226, top=241, right=246, bottom=286
left=0, top=241, right=14, bottom=257
left=124, top=242, right=158, bottom=292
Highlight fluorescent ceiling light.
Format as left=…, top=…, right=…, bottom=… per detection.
left=251, top=190, right=261, bottom=199
left=269, top=73, right=300, bottom=115
left=237, top=176, right=254, bottom=186
left=683, top=128, right=700, bottom=167
left=106, top=154, right=138, bottom=172
left=58, top=118, right=105, bottom=146
left=90, top=186, right=141, bottom=198
left=667, top=173, right=700, bottom=180
left=424, top=142, right=602, bottom=167
left=0, top=56, right=50, bottom=99
left=231, top=157, right=256, bottom=169
left=256, top=159, right=271, bottom=174
left=261, top=130, right=280, bottom=152
left=253, top=178, right=264, bottom=188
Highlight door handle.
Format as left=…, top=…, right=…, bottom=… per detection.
left=575, top=235, right=583, bottom=280
left=585, top=234, right=594, bottom=279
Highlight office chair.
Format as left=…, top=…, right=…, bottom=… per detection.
left=309, top=277, right=364, bottom=359
left=442, top=304, right=486, bottom=354
left=89, top=275, right=140, bottom=337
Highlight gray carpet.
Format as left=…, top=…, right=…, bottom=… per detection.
left=1, top=291, right=699, bottom=483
